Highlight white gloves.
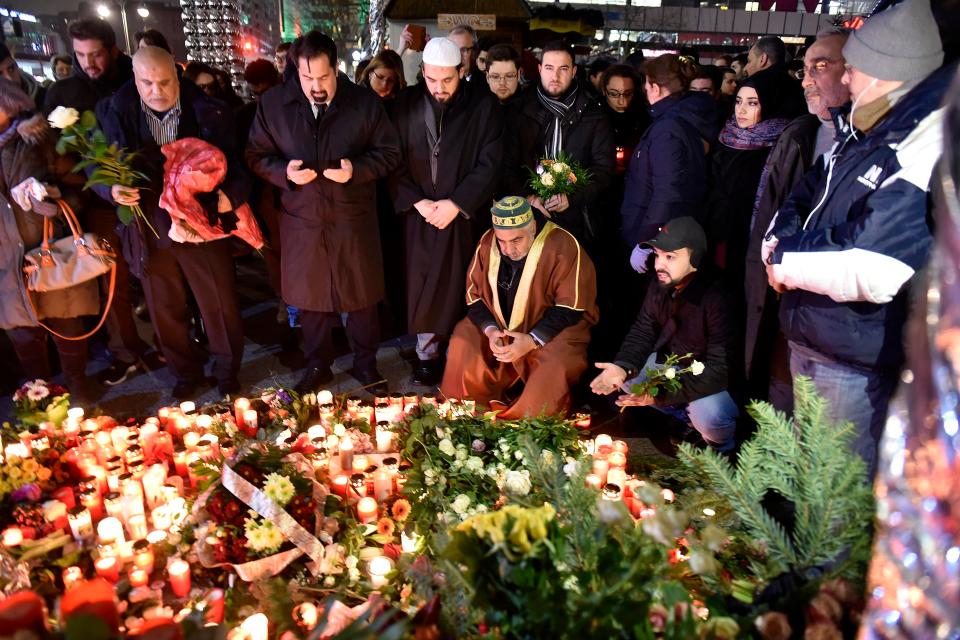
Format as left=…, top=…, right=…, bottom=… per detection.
left=630, top=244, right=653, bottom=274
left=10, top=178, right=48, bottom=212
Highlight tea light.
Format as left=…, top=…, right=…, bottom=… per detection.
left=356, top=497, right=378, bottom=523
left=375, top=423, right=392, bottom=453
left=95, top=556, right=120, bottom=582
left=2, top=527, right=23, bottom=547
left=594, top=434, right=613, bottom=455
left=179, top=401, right=196, bottom=415
left=585, top=474, right=602, bottom=491
left=233, top=398, right=250, bottom=425
left=133, top=539, right=155, bottom=570
left=128, top=567, right=150, bottom=587
left=168, top=559, right=191, bottom=597
left=62, top=565, right=83, bottom=589
left=339, top=435, right=354, bottom=472
left=368, top=555, right=392, bottom=589
left=68, top=506, right=94, bottom=542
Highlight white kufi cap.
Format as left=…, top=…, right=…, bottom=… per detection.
left=422, top=37, right=461, bottom=67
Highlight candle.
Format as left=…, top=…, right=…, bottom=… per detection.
left=241, top=409, right=258, bottom=437
left=585, top=473, right=602, bottom=491
left=293, top=602, right=319, bottom=631
left=182, top=432, right=201, bottom=451
left=233, top=398, right=250, bottom=425
left=317, top=389, right=333, bottom=405
left=375, top=423, right=392, bottom=453
left=592, top=458, right=609, bottom=485
left=594, top=434, right=613, bottom=455
left=133, top=539, right=155, bottom=571
left=607, top=468, right=627, bottom=489
left=352, top=455, right=370, bottom=473
left=238, top=613, right=269, bottom=640
left=573, top=413, right=592, bottom=428
left=139, top=423, right=158, bottom=458
left=95, top=556, right=120, bottom=582
left=368, top=555, right=392, bottom=589
left=62, top=566, right=83, bottom=589
left=331, top=474, right=349, bottom=498
left=79, top=489, right=103, bottom=522
left=158, top=406, right=171, bottom=426
left=401, top=529, right=419, bottom=554
left=306, top=424, right=325, bottom=440
left=128, top=567, right=149, bottom=588
left=43, top=500, right=69, bottom=531
left=350, top=474, right=367, bottom=499
left=179, top=400, right=196, bottom=415
left=68, top=407, right=85, bottom=422
left=127, top=514, right=148, bottom=540
left=53, top=486, right=76, bottom=510
left=98, top=516, right=126, bottom=546
left=613, top=440, right=629, bottom=454
left=2, top=527, right=23, bottom=547
left=339, top=436, right=354, bottom=472
left=68, top=506, right=94, bottom=542
left=356, top=497, right=378, bottom=524
left=607, top=451, right=627, bottom=469
left=173, top=448, right=188, bottom=477
left=168, top=559, right=190, bottom=597
left=602, top=483, right=623, bottom=501
left=374, top=470, right=393, bottom=502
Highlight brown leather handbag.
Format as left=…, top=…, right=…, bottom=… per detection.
left=22, top=198, right=117, bottom=341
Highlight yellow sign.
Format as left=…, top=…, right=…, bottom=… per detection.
left=437, top=14, right=497, bottom=31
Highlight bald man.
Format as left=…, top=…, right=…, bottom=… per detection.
left=93, top=46, right=252, bottom=400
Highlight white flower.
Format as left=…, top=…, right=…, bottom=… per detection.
left=26, top=386, right=49, bottom=402
left=561, top=574, right=581, bottom=594
left=48, top=106, right=79, bottom=129
left=688, top=549, right=719, bottom=576
left=438, top=438, right=456, bottom=457
left=333, top=423, right=346, bottom=437
left=452, top=459, right=463, bottom=469
left=323, top=576, right=336, bottom=587
left=541, top=449, right=555, bottom=466
left=451, top=494, right=471, bottom=515
left=344, top=555, right=359, bottom=569
left=455, top=447, right=468, bottom=461
left=691, top=360, right=705, bottom=376
left=348, top=567, right=361, bottom=583
left=664, top=367, right=676, bottom=380
left=540, top=173, right=555, bottom=187
left=551, top=162, right=569, bottom=175
left=263, top=472, right=295, bottom=507
left=514, top=450, right=524, bottom=461
left=501, top=470, right=531, bottom=496
left=562, top=458, right=579, bottom=478
left=465, top=456, right=483, bottom=473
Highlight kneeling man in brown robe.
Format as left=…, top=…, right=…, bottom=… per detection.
left=441, top=196, right=598, bottom=419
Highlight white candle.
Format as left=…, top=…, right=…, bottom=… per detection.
left=368, top=555, right=392, bottom=589
left=401, top=529, right=419, bottom=554
left=374, top=470, right=393, bottom=502
left=233, top=398, right=250, bottom=425
left=179, top=401, right=196, bottom=415
left=239, top=613, right=269, bottom=640
left=306, top=424, right=325, bottom=440
left=98, top=516, right=126, bottom=545
left=68, top=506, right=93, bottom=541
left=375, top=424, right=392, bottom=453
left=606, top=468, right=626, bottom=489
left=2, top=527, right=23, bottom=547
left=182, top=432, right=201, bottom=451
left=242, top=409, right=258, bottom=431
left=317, top=390, right=333, bottom=405
left=357, top=497, right=377, bottom=524
left=594, top=434, right=613, bottom=454
left=195, top=415, right=213, bottom=430
left=591, top=459, right=609, bottom=485
left=339, top=435, right=354, bottom=472
left=127, top=514, right=148, bottom=540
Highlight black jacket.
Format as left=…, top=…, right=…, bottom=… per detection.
left=93, top=80, right=251, bottom=278
left=620, top=91, right=718, bottom=246
left=42, top=52, right=134, bottom=116
left=613, top=269, right=733, bottom=406
left=504, top=82, right=615, bottom=243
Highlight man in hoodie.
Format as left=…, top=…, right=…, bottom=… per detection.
left=42, top=18, right=151, bottom=387
left=0, top=43, right=44, bottom=106
left=765, top=0, right=948, bottom=477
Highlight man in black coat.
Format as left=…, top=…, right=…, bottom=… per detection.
left=504, top=40, right=615, bottom=247
left=742, top=36, right=807, bottom=120
left=94, top=46, right=251, bottom=399
left=42, top=18, right=150, bottom=387
left=389, top=37, right=505, bottom=385
left=591, top=217, right=737, bottom=452
left=246, top=31, right=401, bottom=394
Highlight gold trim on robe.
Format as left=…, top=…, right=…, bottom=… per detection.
left=487, top=221, right=558, bottom=331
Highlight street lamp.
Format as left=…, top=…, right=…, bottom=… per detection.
left=96, top=4, right=111, bottom=17
left=137, top=6, right=149, bottom=18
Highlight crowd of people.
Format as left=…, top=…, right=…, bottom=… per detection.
left=0, top=0, right=952, bottom=473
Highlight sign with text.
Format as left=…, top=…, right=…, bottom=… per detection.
left=437, top=14, right=496, bottom=31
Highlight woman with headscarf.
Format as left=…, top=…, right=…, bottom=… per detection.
left=706, top=72, right=793, bottom=291
left=0, top=79, right=100, bottom=402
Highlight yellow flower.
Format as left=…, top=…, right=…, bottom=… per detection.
left=8, top=467, right=22, bottom=480
left=21, top=459, right=38, bottom=473
left=36, top=467, right=52, bottom=482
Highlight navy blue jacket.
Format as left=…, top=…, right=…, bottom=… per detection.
left=620, top=91, right=718, bottom=246
left=768, top=63, right=956, bottom=371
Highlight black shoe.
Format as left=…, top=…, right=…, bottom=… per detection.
left=294, top=366, right=334, bottom=395
left=412, top=359, right=443, bottom=386
left=97, top=358, right=141, bottom=386
left=350, top=367, right=387, bottom=394
left=141, top=351, right=166, bottom=370
left=172, top=377, right=211, bottom=400
left=218, top=378, right=242, bottom=397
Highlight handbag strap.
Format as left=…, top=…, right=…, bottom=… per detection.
left=24, top=263, right=117, bottom=341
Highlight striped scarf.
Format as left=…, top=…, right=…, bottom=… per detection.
left=536, top=82, right=579, bottom=159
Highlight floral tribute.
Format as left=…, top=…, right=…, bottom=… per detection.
left=527, top=152, right=591, bottom=201
left=629, top=352, right=705, bottom=400
left=0, top=379, right=874, bottom=640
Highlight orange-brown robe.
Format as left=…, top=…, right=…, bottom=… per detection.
left=441, top=221, right=598, bottom=419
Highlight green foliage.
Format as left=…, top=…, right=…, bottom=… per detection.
left=526, top=152, right=591, bottom=201
left=677, top=376, right=875, bottom=591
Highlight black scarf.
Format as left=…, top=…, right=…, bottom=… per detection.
left=536, top=81, right=579, bottom=158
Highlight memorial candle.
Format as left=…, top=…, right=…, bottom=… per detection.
left=613, top=440, right=629, bottom=454
left=585, top=473, right=602, bottom=490
left=62, top=566, right=83, bottom=589
left=132, top=539, right=155, bottom=571
left=168, top=559, right=191, bottom=597
left=339, top=435, right=354, bottom=472
left=331, top=474, right=349, bottom=497
left=374, top=470, right=393, bottom=502
left=375, top=422, right=392, bottom=453
left=594, top=434, right=613, bottom=455
left=608, top=451, right=627, bottom=470
left=241, top=409, right=258, bottom=437
left=179, top=401, right=196, bottom=415
left=592, top=458, right=609, bottom=485
left=182, top=431, right=201, bottom=451
left=2, top=527, right=23, bottom=547
left=127, top=514, right=148, bottom=540
left=607, top=468, right=627, bottom=489
left=306, top=424, right=325, bottom=440
left=357, top=497, right=378, bottom=523
left=368, top=555, right=392, bottom=589
left=43, top=500, right=68, bottom=531
left=128, top=567, right=149, bottom=587
left=233, top=398, right=250, bottom=425
left=97, top=517, right=125, bottom=546
left=238, top=613, right=268, bottom=640
left=94, top=556, right=120, bottom=582
left=352, top=455, right=369, bottom=474
left=79, top=489, right=103, bottom=522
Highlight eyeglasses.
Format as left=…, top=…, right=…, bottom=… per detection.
left=797, top=58, right=840, bottom=80
left=488, top=73, right=518, bottom=84
left=606, top=90, right=634, bottom=99
left=371, top=69, right=395, bottom=84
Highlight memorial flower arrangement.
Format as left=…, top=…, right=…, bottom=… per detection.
left=47, top=106, right=155, bottom=235
left=527, top=152, right=591, bottom=201
left=9, top=379, right=70, bottom=429
left=629, top=352, right=705, bottom=400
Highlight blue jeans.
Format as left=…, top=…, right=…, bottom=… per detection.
left=788, top=341, right=898, bottom=479
left=624, top=355, right=738, bottom=452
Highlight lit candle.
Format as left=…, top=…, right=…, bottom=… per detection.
left=350, top=473, right=367, bottom=499
left=594, top=434, right=613, bottom=455
left=168, top=558, right=191, bottom=597
left=97, top=517, right=126, bottom=546
left=127, top=514, right=148, bottom=540
left=158, top=407, right=171, bottom=426
left=352, top=455, right=369, bottom=473
left=179, top=401, right=196, bottom=415
left=613, top=440, right=629, bottom=454
left=182, top=431, right=201, bottom=451
left=241, top=409, right=259, bottom=437
left=306, top=424, right=325, bottom=440
left=585, top=473, right=602, bottom=491
left=375, top=423, right=392, bottom=453
left=331, top=474, right=349, bottom=498
left=573, top=412, right=592, bottom=428
left=368, top=555, right=392, bottom=589
left=67, top=407, right=85, bottom=422
left=238, top=613, right=269, bottom=640
left=374, top=470, right=393, bottom=502
left=400, top=529, right=419, bottom=554
left=592, top=458, right=609, bottom=485
left=339, top=435, right=354, bottom=472
left=607, top=451, right=627, bottom=469
left=139, top=423, right=158, bottom=458
left=293, top=602, right=319, bottom=631
left=79, top=489, right=103, bottom=522
left=62, top=565, right=83, bottom=589
left=133, top=539, right=155, bottom=571
left=173, top=448, right=188, bottom=477
left=233, top=398, right=250, bottom=425
left=356, top=497, right=378, bottom=524
left=68, top=506, right=94, bottom=542
left=43, top=500, right=69, bottom=531
left=94, top=556, right=120, bottom=582
left=317, top=390, right=334, bottom=405
left=607, top=468, right=626, bottom=489
left=2, top=527, right=23, bottom=547
left=128, top=567, right=150, bottom=587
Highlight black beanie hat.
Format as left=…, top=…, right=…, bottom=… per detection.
left=740, top=70, right=791, bottom=122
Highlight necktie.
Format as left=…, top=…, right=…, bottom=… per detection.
left=314, top=102, right=327, bottom=123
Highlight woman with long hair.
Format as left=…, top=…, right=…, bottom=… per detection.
left=358, top=50, right=406, bottom=101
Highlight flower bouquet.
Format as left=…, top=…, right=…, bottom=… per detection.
left=629, top=353, right=705, bottom=400
left=47, top=106, right=155, bottom=236
left=527, top=152, right=591, bottom=201
left=9, top=379, right=70, bottom=429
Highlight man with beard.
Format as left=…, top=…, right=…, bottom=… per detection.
left=390, top=37, right=504, bottom=385
left=441, top=197, right=598, bottom=419
left=591, top=217, right=737, bottom=452
left=247, top=31, right=401, bottom=394
left=43, top=18, right=153, bottom=388
left=505, top=41, right=614, bottom=247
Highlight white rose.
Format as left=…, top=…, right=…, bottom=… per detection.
left=48, top=106, right=80, bottom=129
left=438, top=438, right=456, bottom=457
left=540, top=173, right=555, bottom=187
left=451, top=494, right=471, bottom=514
left=664, top=367, right=676, bottom=380
left=691, top=360, right=705, bottom=376
left=502, top=470, right=531, bottom=496
left=551, top=162, right=569, bottom=175
left=333, top=423, right=346, bottom=437
left=465, top=457, right=483, bottom=472
left=345, top=555, right=359, bottom=569
left=455, top=447, right=468, bottom=461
